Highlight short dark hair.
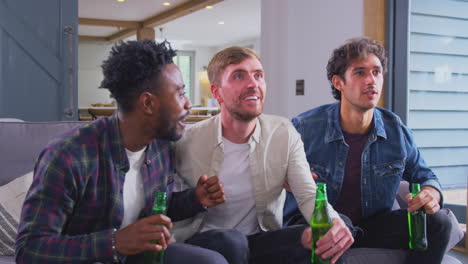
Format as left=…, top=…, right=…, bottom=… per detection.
left=326, top=37, right=387, bottom=100
left=100, top=40, right=176, bottom=113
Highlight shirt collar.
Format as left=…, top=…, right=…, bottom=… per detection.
left=325, top=103, right=387, bottom=143
left=108, top=114, right=129, bottom=173
left=214, top=114, right=261, bottom=146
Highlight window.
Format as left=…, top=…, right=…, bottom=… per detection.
left=173, top=50, right=195, bottom=102
left=389, top=0, right=468, bottom=249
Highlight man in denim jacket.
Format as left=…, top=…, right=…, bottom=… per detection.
left=284, top=37, right=452, bottom=264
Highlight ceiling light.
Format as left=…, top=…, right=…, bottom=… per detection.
left=163, top=2, right=171, bottom=6
left=117, top=0, right=125, bottom=2
left=205, top=5, right=213, bottom=9
left=218, top=21, right=225, bottom=25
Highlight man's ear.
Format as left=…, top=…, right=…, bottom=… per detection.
left=211, top=83, right=223, bottom=104
left=139, top=92, right=159, bottom=115
left=332, top=75, right=344, bottom=93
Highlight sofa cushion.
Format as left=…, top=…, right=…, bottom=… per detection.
left=0, top=121, right=86, bottom=185
left=0, top=171, right=32, bottom=256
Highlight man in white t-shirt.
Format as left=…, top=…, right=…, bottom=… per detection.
left=173, top=46, right=354, bottom=264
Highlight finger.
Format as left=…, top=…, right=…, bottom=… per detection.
left=206, top=183, right=222, bottom=193
left=312, top=172, right=318, bottom=179
left=145, top=242, right=164, bottom=252
left=301, top=227, right=312, bottom=249
left=323, top=228, right=353, bottom=260
left=405, top=193, right=412, bottom=204
left=214, top=197, right=226, bottom=204
left=150, top=232, right=168, bottom=250
left=146, top=214, right=173, bottom=228
left=205, top=176, right=220, bottom=185
left=424, top=201, right=440, bottom=214
left=208, top=190, right=225, bottom=199
left=407, top=194, right=425, bottom=212
left=144, top=225, right=171, bottom=241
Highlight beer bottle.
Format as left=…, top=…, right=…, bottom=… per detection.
left=144, top=191, right=167, bottom=264
left=310, top=183, right=333, bottom=264
left=407, top=183, right=428, bottom=250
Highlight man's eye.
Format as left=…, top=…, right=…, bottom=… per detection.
left=233, top=74, right=243, bottom=80
left=356, top=71, right=364, bottom=76
left=254, top=73, right=263, bottom=79
left=179, top=92, right=186, bottom=98
left=373, top=70, right=381, bottom=75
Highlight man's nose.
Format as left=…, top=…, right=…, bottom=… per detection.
left=366, top=72, right=377, bottom=85
left=246, top=74, right=259, bottom=88
left=184, top=96, right=192, bottom=109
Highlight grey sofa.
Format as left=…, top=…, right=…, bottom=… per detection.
left=0, top=120, right=464, bottom=263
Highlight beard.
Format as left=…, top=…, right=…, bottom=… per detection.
left=156, top=107, right=189, bottom=141
left=224, top=102, right=262, bottom=122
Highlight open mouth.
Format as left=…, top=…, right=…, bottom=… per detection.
left=245, top=96, right=258, bottom=100
left=363, top=90, right=378, bottom=97
left=177, top=111, right=190, bottom=127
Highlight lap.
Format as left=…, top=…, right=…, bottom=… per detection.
left=125, top=243, right=228, bottom=264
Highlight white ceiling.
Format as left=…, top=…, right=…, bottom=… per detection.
left=78, top=0, right=261, bottom=48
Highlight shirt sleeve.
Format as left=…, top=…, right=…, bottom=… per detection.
left=400, top=123, right=444, bottom=206
left=168, top=188, right=206, bottom=222
left=285, top=123, right=340, bottom=222
left=15, top=148, right=116, bottom=264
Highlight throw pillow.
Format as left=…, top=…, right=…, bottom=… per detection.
left=0, top=171, right=33, bottom=256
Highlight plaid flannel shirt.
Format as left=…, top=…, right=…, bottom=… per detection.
left=15, top=115, right=202, bottom=263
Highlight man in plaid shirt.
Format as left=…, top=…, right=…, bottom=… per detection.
left=15, top=40, right=227, bottom=264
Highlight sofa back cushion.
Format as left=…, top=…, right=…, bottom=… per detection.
left=0, top=121, right=86, bottom=186
left=0, top=121, right=87, bottom=256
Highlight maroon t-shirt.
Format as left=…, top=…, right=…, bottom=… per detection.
left=333, top=130, right=369, bottom=225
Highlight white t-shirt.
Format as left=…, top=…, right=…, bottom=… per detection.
left=201, top=137, right=260, bottom=235
left=120, top=147, right=147, bottom=229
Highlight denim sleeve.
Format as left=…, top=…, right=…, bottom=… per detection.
left=291, top=117, right=303, bottom=137
left=400, top=123, right=444, bottom=206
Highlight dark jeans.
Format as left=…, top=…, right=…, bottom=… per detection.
left=284, top=193, right=452, bottom=264
left=185, top=226, right=312, bottom=264
left=353, top=209, right=452, bottom=264
left=125, top=242, right=228, bottom=264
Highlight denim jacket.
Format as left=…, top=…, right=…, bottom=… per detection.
left=292, top=103, right=443, bottom=218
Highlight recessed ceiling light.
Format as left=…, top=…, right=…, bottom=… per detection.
left=205, top=5, right=213, bottom=9
left=218, top=21, right=225, bottom=25
left=163, top=2, right=171, bottom=6
left=117, top=0, right=125, bottom=2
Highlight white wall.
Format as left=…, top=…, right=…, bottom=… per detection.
left=261, top=0, right=364, bottom=118
left=78, top=42, right=114, bottom=108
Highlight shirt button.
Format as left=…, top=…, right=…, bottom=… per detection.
left=145, top=160, right=151, bottom=165
left=338, top=162, right=343, bottom=166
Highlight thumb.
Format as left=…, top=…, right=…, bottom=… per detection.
left=197, top=175, right=208, bottom=186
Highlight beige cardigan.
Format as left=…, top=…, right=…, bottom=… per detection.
left=172, top=114, right=339, bottom=242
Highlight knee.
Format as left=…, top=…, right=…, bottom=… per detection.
left=195, top=250, right=229, bottom=264
left=428, top=209, right=452, bottom=240
left=211, top=229, right=249, bottom=252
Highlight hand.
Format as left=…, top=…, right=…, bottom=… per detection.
left=406, top=186, right=441, bottom=214
left=114, top=214, right=173, bottom=255
left=301, top=218, right=354, bottom=264
left=284, top=172, right=318, bottom=192
left=195, top=175, right=225, bottom=207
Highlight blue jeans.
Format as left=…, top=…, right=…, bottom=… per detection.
left=125, top=243, right=228, bottom=264
left=185, top=226, right=311, bottom=264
